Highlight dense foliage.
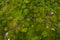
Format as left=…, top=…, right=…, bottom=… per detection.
left=0, top=0, right=60, bottom=40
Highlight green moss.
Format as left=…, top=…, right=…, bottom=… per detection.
left=0, top=0, right=60, bottom=40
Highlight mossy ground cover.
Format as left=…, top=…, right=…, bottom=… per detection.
left=0, top=0, right=60, bottom=40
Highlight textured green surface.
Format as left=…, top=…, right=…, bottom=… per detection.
left=0, top=0, right=60, bottom=40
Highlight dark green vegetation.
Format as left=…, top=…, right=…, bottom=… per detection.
left=0, top=0, right=60, bottom=40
